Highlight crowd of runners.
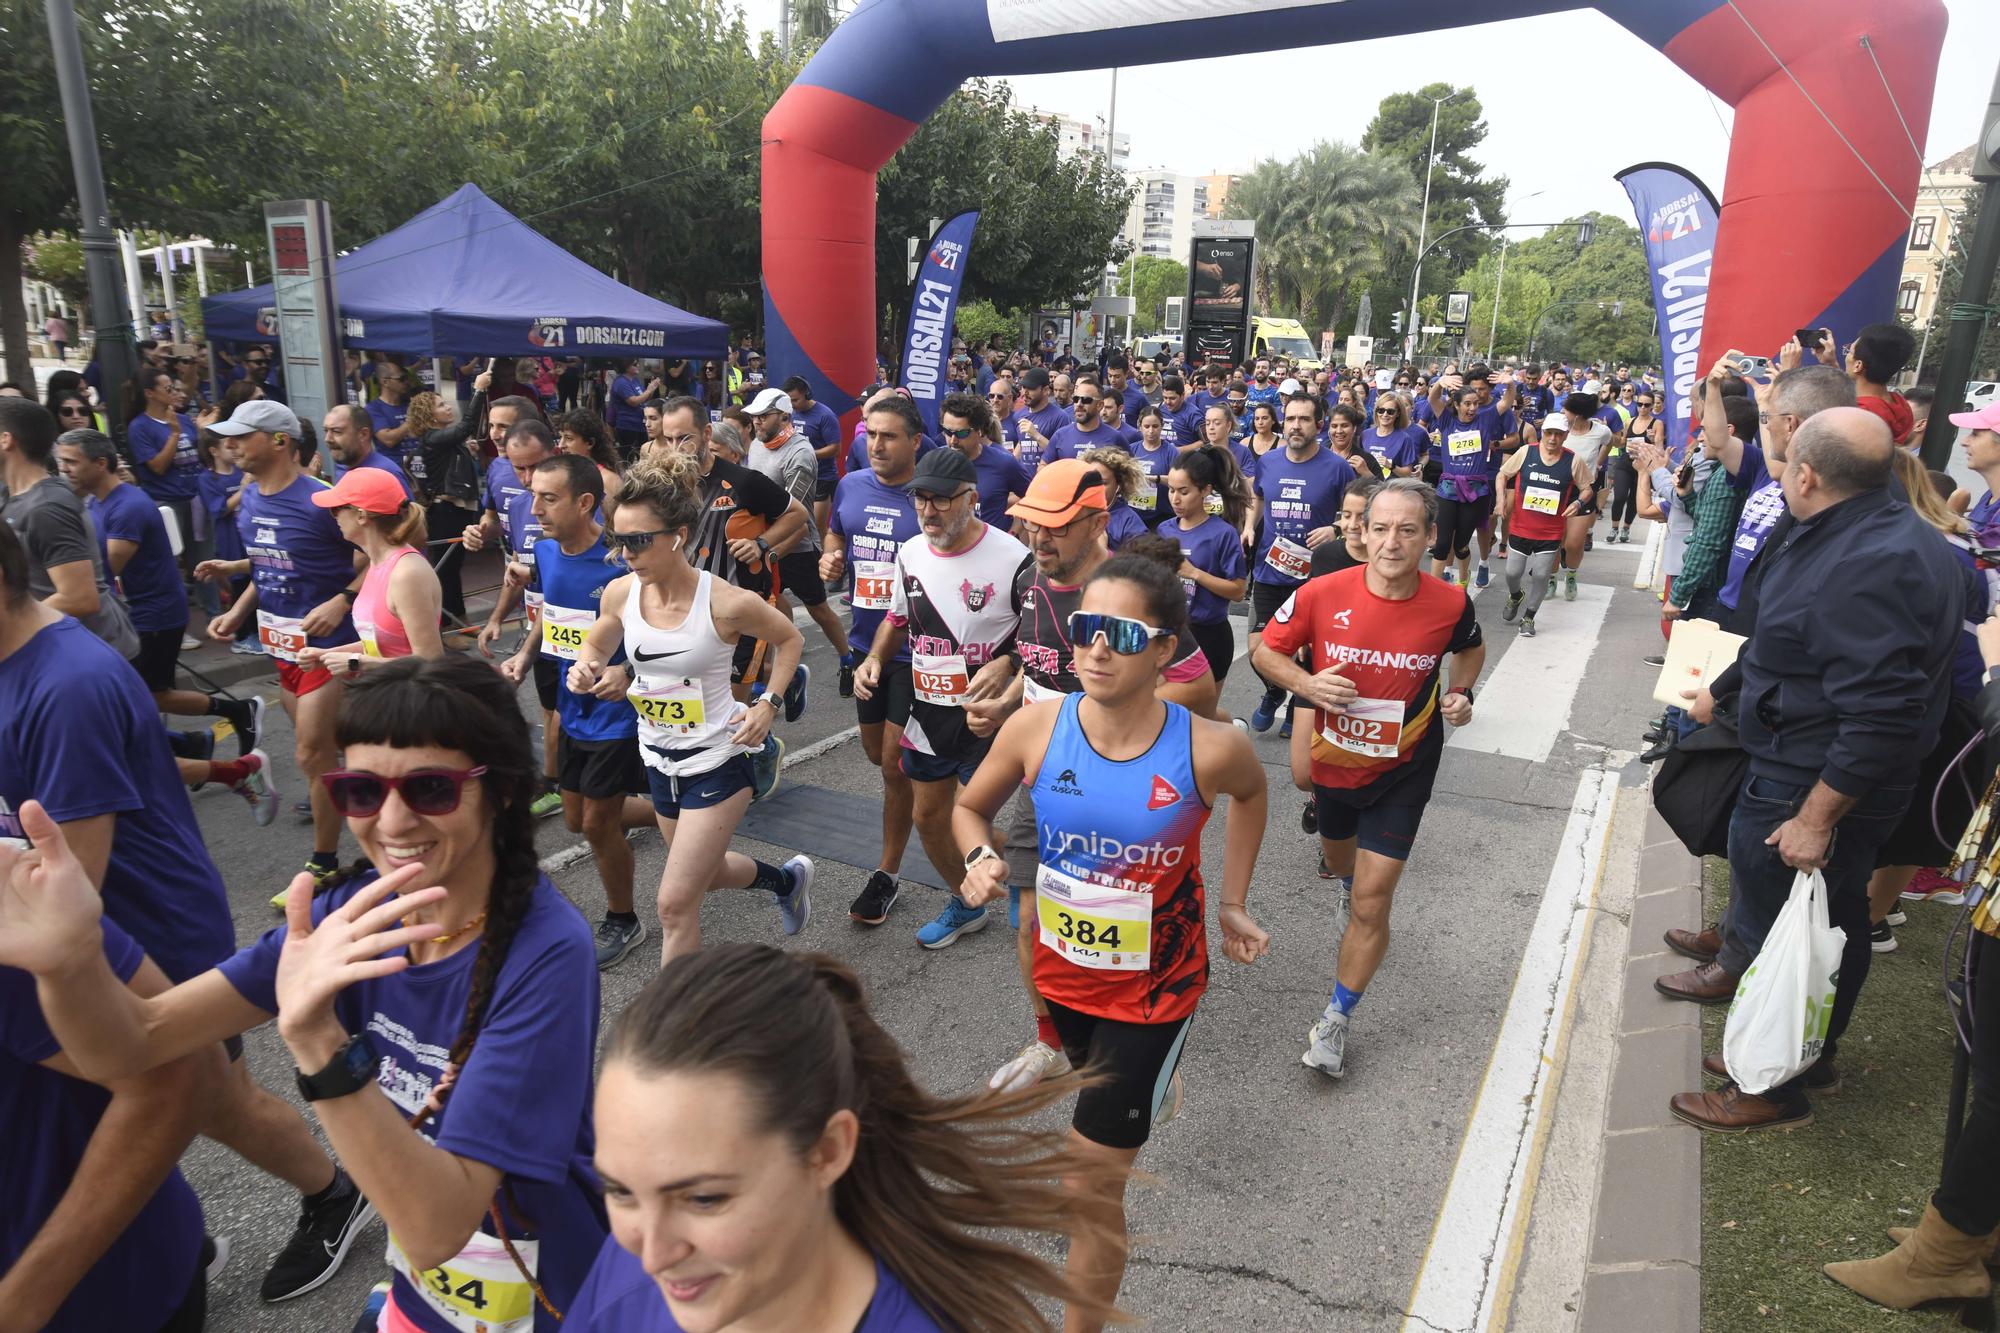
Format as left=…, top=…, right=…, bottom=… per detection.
left=1, top=325, right=1989, bottom=1331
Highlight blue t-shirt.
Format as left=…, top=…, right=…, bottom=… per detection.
left=1435, top=406, right=1511, bottom=497
left=366, top=397, right=409, bottom=442
left=196, top=467, right=247, bottom=560
left=89, top=483, right=186, bottom=632
left=1118, top=382, right=1150, bottom=428
left=484, top=461, right=543, bottom=555
left=609, top=375, right=648, bottom=432
left=1127, top=438, right=1178, bottom=523
left=1252, top=446, right=1355, bottom=586
left=0, top=618, right=235, bottom=982
left=127, top=411, right=202, bottom=500
left=830, top=469, right=924, bottom=658
left=568, top=1244, right=942, bottom=1332
left=219, top=873, right=607, bottom=1333
left=1245, top=381, right=1281, bottom=410
left=1005, top=403, right=1070, bottom=470
left=2, top=920, right=204, bottom=1332
left=335, top=447, right=411, bottom=496
left=238, top=474, right=357, bottom=643
left=531, top=535, right=636, bottom=742
left=793, top=400, right=844, bottom=483
left=967, top=443, right=1030, bottom=528
left=1105, top=500, right=1148, bottom=551
left=1168, top=514, right=1246, bottom=624
left=1043, top=420, right=1130, bottom=463
left=1157, top=404, right=1204, bottom=451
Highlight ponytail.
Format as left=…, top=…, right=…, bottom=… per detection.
left=380, top=499, right=429, bottom=549
left=1171, top=444, right=1251, bottom=531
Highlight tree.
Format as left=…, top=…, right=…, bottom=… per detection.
left=24, top=234, right=87, bottom=309
left=789, top=0, right=837, bottom=47
left=1912, top=190, right=2000, bottom=387
left=1116, top=256, right=1187, bottom=334
left=952, top=299, right=1017, bottom=349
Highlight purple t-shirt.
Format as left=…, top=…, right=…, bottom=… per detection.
left=0, top=618, right=234, bottom=982
left=792, top=400, right=844, bottom=482
left=967, top=443, right=1030, bottom=528
left=1363, top=426, right=1427, bottom=475
left=2, top=920, right=204, bottom=1332
left=1435, top=406, right=1511, bottom=498
left=1157, top=404, right=1204, bottom=450
left=1251, top=446, right=1355, bottom=586
left=1970, top=489, right=2000, bottom=553
left=196, top=466, right=247, bottom=560
left=1005, top=403, right=1070, bottom=469
left=89, top=482, right=186, bottom=632
left=609, top=375, right=648, bottom=432
left=830, top=468, right=924, bottom=658
left=366, top=397, right=409, bottom=442
left=1168, top=514, right=1246, bottom=624
left=568, top=1243, right=943, bottom=1332
left=1718, top=478, right=1786, bottom=611
left=127, top=411, right=202, bottom=500
left=1128, top=438, right=1178, bottom=522
left=1043, top=420, right=1130, bottom=463
left=483, top=461, right=543, bottom=555
left=219, top=873, right=606, bottom=1333
left=1105, top=500, right=1148, bottom=551
left=237, top=474, right=357, bottom=643
left=336, top=447, right=411, bottom=497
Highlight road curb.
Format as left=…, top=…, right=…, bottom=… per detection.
left=1576, top=797, right=1704, bottom=1332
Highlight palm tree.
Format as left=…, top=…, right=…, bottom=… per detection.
left=790, top=0, right=837, bottom=47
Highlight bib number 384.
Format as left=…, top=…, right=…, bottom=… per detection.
left=1035, top=863, right=1151, bottom=971
left=391, top=1233, right=539, bottom=1333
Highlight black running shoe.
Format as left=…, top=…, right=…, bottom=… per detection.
left=783, top=664, right=811, bottom=722
left=215, top=694, right=265, bottom=757
left=839, top=653, right=857, bottom=698
left=1300, top=799, right=1317, bottom=836
left=260, top=1171, right=377, bottom=1303
left=849, top=870, right=900, bottom=925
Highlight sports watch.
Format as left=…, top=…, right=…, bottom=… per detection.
left=295, top=1032, right=382, bottom=1103
left=964, top=844, right=1001, bottom=871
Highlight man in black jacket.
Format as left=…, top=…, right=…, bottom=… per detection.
left=1661, top=407, right=1968, bottom=1131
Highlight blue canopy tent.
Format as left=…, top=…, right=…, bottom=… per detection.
left=202, top=184, right=727, bottom=359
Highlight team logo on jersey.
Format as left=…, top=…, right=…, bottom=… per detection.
left=1050, top=767, right=1084, bottom=796
left=1332, top=608, right=1353, bottom=629
left=1271, top=594, right=1296, bottom=625
left=1148, top=775, right=1180, bottom=810
left=960, top=579, right=994, bottom=611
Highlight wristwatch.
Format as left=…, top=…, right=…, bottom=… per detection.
left=963, top=844, right=1001, bottom=871
left=1448, top=686, right=1475, bottom=706
left=295, top=1032, right=381, bottom=1103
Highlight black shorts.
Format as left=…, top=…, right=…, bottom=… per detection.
left=557, top=732, right=649, bottom=800
left=1045, top=999, right=1195, bottom=1151
left=133, top=625, right=188, bottom=693
left=1248, top=578, right=1299, bottom=634
left=1187, top=617, right=1235, bottom=682
left=776, top=550, right=828, bottom=606
left=534, top=654, right=559, bottom=713
left=1432, top=489, right=1495, bottom=561
left=901, top=741, right=987, bottom=786
left=856, top=656, right=914, bottom=728
left=1506, top=535, right=1564, bottom=557
left=813, top=476, right=836, bottom=501
left=1314, top=749, right=1442, bottom=861
left=645, top=751, right=756, bottom=819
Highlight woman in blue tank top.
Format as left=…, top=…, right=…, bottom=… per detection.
left=951, top=547, right=1272, bottom=1331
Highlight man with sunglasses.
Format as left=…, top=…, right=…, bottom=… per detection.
left=1042, top=381, right=1131, bottom=464
left=853, top=447, right=1030, bottom=950
left=233, top=345, right=286, bottom=404
left=939, top=391, right=1029, bottom=530
left=1253, top=478, right=1485, bottom=1079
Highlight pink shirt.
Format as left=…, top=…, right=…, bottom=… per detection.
left=353, top=546, right=419, bottom=658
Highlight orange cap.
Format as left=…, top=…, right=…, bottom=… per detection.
left=1006, top=458, right=1108, bottom=527
left=310, top=464, right=408, bottom=515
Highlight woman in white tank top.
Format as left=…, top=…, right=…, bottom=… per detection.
left=567, top=455, right=813, bottom=964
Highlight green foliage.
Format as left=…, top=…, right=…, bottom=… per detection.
left=952, top=299, right=1017, bottom=349
left=1361, top=82, right=1507, bottom=279
left=24, top=233, right=87, bottom=306
left=1114, top=256, right=1187, bottom=334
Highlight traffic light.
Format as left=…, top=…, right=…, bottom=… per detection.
left=1391, top=311, right=1404, bottom=335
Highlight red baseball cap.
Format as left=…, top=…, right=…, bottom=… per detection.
left=310, top=466, right=408, bottom=515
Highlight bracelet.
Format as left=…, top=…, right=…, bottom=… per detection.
left=1221, top=900, right=1248, bottom=910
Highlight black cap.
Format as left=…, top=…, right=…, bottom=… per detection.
left=904, top=447, right=978, bottom=494
left=1020, top=367, right=1052, bottom=389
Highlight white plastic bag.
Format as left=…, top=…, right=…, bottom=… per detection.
left=1722, top=868, right=1846, bottom=1095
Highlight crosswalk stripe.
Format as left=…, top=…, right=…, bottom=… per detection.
left=1447, top=583, right=1613, bottom=763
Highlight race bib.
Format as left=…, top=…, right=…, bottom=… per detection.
left=523, top=589, right=545, bottom=611
left=912, top=652, right=969, bottom=706
left=1447, top=429, right=1483, bottom=458
left=539, top=604, right=593, bottom=660
left=1321, top=695, right=1406, bottom=759
left=390, top=1233, right=538, bottom=1333
left=1371, top=450, right=1391, bottom=472
left=256, top=611, right=306, bottom=663
left=1264, top=536, right=1312, bottom=581
left=1035, top=862, right=1151, bottom=970
left=1023, top=675, right=1063, bottom=705
left=1131, top=486, right=1157, bottom=511
left=1522, top=485, right=1562, bottom=515
left=851, top=559, right=894, bottom=611
left=355, top=617, right=382, bottom=657
left=628, top=678, right=707, bottom=730
left=1204, top=492, right=1224, bottom=515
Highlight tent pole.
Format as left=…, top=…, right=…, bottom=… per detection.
left=432, top=356, right=450, bottom=400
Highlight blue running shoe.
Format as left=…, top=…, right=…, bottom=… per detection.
left=916, top=896, right=989, bottom=949
left=1474, top=563, right=1490, bottom=588
left=783, top=664, right=810, bottom=722
left=777, top=855, right=814, bottom=934
left=1249, top=689, right=1281, bottom=732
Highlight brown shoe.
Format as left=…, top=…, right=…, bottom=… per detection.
left=1701, top=1052, right=1841, bottom=1094
left=1655, top=960, right=1739, bottom=1004
left=1664, top=924, right=1722, bottom=962
left=1669, top=1084, right=1812, bottom=1133
left=1826, top=1203, right=1996, bottom=1309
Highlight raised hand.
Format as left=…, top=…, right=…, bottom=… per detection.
left=273, top=865, right=447, bottom=1054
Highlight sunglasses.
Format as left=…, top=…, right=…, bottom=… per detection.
left=1068, top=611, right=1170, bottom=655
left=604, top=527, right=679, bottom=552
left=1074, top=396, right=1101, bottom=405
left=943, top=426, right=977, bottom=440
left=58, top=404, right=89, bottom=416
left=322, top=766, right=488, bottom=817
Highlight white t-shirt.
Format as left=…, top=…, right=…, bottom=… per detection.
left=1565, top=419, right=1615, bottom=474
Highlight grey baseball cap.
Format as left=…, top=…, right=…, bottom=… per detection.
left=210, top=399, right=303, bottom=437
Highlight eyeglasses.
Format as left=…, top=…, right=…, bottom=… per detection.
left=322, top=766, right=488, bottom=817
left=58, top=404, right=89, bottom=417
left=911, top=490, right=971, bottom=509
left=1074, top=396, right=1100, bottom=405
left=942, top=426, right=977, bottom=440
left=604, top=527, right=679, bottom=552
left=1068, top=611, right=1169, bottom=655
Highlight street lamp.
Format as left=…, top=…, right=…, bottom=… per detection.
left=1486, top=189, right=1546, bottom=360
left=1404, top=88, right=1465, bottom=362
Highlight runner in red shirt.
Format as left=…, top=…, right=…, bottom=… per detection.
left=1252, top=477, right=1486, bottom=1079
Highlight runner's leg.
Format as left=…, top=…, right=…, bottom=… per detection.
left=580, top=793, right=636, bottom=916
left=1522, top=547, right=1559, bottom=618
left=654, top=787, right=761, bottom=963
left=292, top=679, right=344, bottom=862
left=911, top=776, right=968, bottom=897
left=202, top=1053, right=337, bottom=1195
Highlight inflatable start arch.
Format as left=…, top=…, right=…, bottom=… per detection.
left=760, top=0, right=1948, bottom=413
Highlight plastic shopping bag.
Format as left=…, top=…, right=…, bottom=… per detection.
left=1722, top=869, right=1846, bottom=1095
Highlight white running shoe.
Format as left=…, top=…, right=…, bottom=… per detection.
left=1302, top=1005, right=1349, bottom=1079
left=233, top=749, right=279, bottom=827
left=989, top=1039, right=1071, bottom=1093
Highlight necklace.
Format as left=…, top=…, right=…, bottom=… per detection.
left=407, top=910, right=488, bottom=956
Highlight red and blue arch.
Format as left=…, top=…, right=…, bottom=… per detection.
left=762, top=0, right=1947, bottom=417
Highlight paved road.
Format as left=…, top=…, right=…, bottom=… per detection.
left=177, top=527, right=1668, bottom=1332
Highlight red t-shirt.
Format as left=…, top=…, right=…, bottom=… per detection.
left=1858, top=392, right=1914, bottom=445
left=1259, top=566, right=1482, bottom=789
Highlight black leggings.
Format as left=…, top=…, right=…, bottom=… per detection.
left=154, top=1263, right=206, bottom=1333
left=1608, top=459, right=1638, bottom=526
left=1431, top=490, right=1493, bottom=562
left=1188, top=616, right=1235, bottom=683
left=1933, top=929, right=2000, bottom=1235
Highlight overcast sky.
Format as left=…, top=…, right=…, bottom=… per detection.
left=742, top=0, right=1997, bottom=235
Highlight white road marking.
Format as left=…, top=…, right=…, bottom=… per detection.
left=1401, top=768, right=1620, bottom=1333
left=1447, top=583, right=1612, bottom=763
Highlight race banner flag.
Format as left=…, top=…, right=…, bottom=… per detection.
left=1615, top=163, right=1721, bottom=462
left=900, top=210, right=981, bottom=437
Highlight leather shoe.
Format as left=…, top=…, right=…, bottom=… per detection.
left=1655, top=960, right=1739, bottom=1004
left=1641, top=735, right=1676, bottom=764
left=1643, top=654, right=1666, bottom=666
left=1665, top=924, right=1721, bottom=962
left=1701, top=1051, right=1841, bottom=1094
left=1670, top=1084, right=1812, bottom=1133
left=1642, top=727, right=1667, bottom=745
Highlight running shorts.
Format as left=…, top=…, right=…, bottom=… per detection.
left=856, top=656, right=914, bottom=729
left=133, top=624, right=187, bottom=693
left=533, top=654, right=559, bottom=713
left=276, top=660, right=336, bottom=697
left=558, top=733, right=649, bottom=800
left=776, top=550, right=828, bottom=606
left=1045, top=999, right=1195, bottom=1151
left=645, top=751, right=755, bottom=819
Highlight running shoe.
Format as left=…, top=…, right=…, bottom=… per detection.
left=273, top=857, right=344, bottom=908
left=1317, top=853, right=1336, bottom=880
left=783, top=664, right=811, bottom=723
left=839, top=651, right=858, bottom=699
left=259, top=1170, right=376, bottom=1302
left=215, top=694, right=265, bottom=756
left=1643, top=654, right=1666, bottom=666
left=593, top=914, right=646, bottom=969
left=1547, top=576, right=1557, bottom=599
left=751, top=734, right=785, bottom=801
left=203, top=1233, right=233, bottom=1284
left=1501, top=591, right=1524, bottom=623
left=1279, top=712, right=1292, bottom=740
left=777, top=855, right=814, bottom=935
left=1302, top=1006, right=1349, bottom=1079
left=1155, top=1069, right=1185, bottom=1126
left=989, top=1039, right=1071, bottom=1092
left=916, top=896, right=988, bottom=949
left=1519, top=615, right=1537, bottom=638
left=1585, top=532, right=1594, bottom=552
left=292, top=797, right=315, bottom=824
left=1440, top=569, right=1457, bottom=586
left=232, top=749, right=279, bottom=827
left=1564, top=569, right=1578, bottom=601
left=849, top=870, right=900, bottom=925
left=1886, top=906, right=1908, bottom=927
left=178, top=727, right=217, bottom=764
left=1249, top=689, right=1281, bottom=732
left=230, top=637, right=265, bottom=656
left=1300, top=799, right=1317, bottom=836
left=1900, top=866, right=1967, bottom=904
left=1869, top=920, right=1897, bottom=954
left=180, top=634, right=201, bottom=651
left=1474, top=563, right=1490, bottom=588
left=529, top=786, right=564, bottom=818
